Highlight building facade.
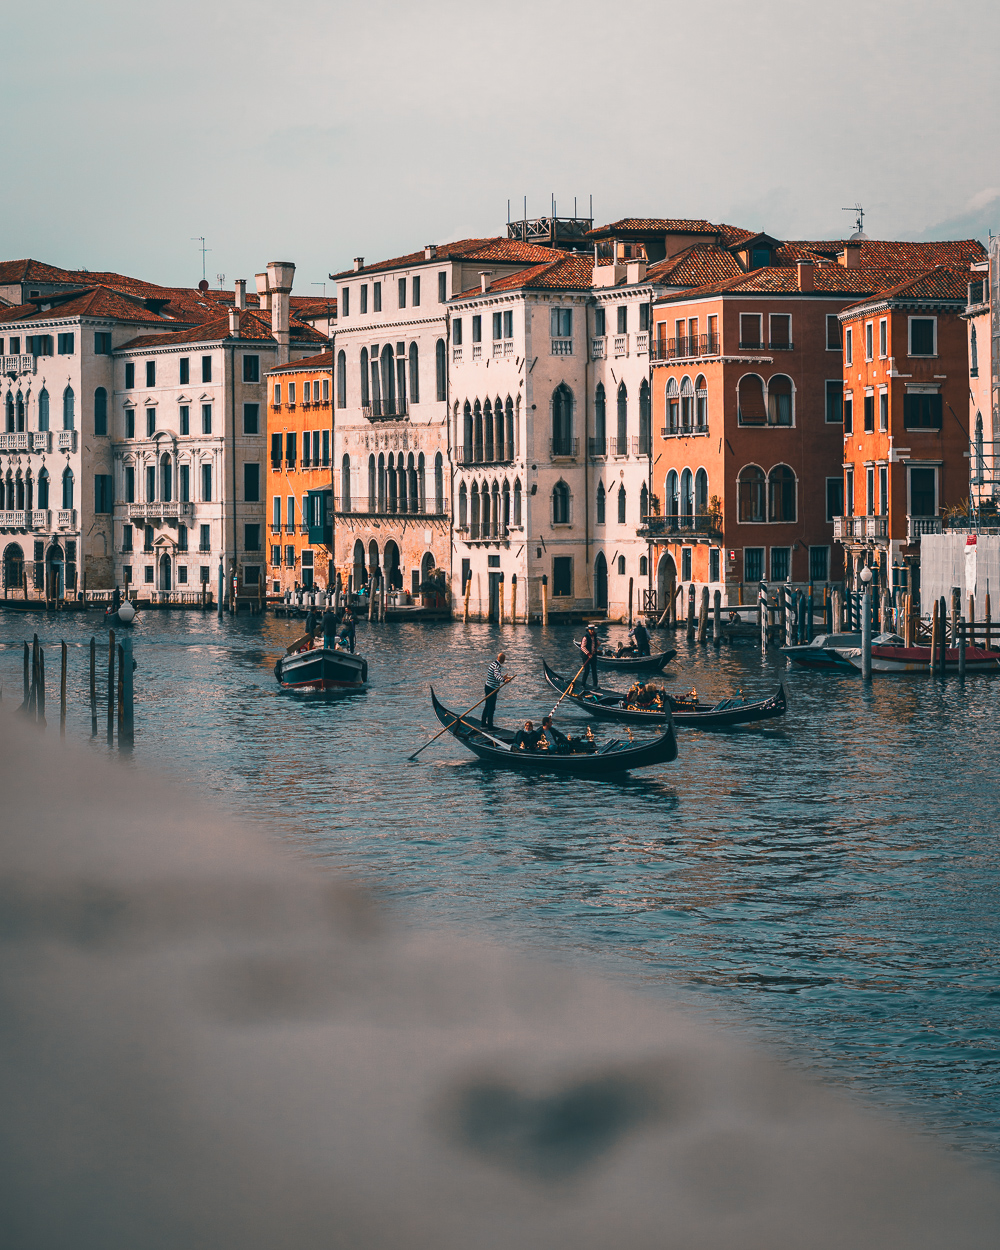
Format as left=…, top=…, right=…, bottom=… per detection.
left=965, top=242, right=995, bottom=519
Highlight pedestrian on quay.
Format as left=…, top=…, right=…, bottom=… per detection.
left=481, top=651, right=510, bottom=728
left=580, top=625, right=600, bottom=687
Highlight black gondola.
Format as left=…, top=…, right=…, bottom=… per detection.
left=584, top=645, right=676, bottom=672
left=429, top=688, right=677, bottom=773
left=543, top=662, right=787, bottom=730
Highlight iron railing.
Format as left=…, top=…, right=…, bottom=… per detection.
left=650, top=334, right=720, bottom=361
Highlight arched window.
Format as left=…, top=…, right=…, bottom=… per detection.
left=377, top=452, right=386, bottom=512
left=409, top=342, right=419, bottom=403
left=596, top=481, right=606, bottom=524
left=666, top=378, right=679, bottom=433
left=470, top=481, right=481, bottom=535
left=368, top=454, right=376, bottom=510
left=16, top=391, right=25, bottom=432
left=767, top=464, right=796, bottom=521
left=639, top=555, right=648, bottom=576
left=494, top=395, right=504, bottom=462
left=435, top=338, right=446, bottom=401
left=37, top=468, right=49, bottom=509
left=640, top=482, right=648, bottom=518
left=680, top=468, right=693, bottom=522
left=695, top=468, right=708, bottom=515
left=737, top=375, right=766, bottom=425
left=617, top=555, right=626, bottom=575
left=416, top=452, right=425, bottom=512
left=618, top=484, right=627, bottom=524
left=552, top=480, right=571, bottom=524
left=616, top=382, right=628, bottom=454
left=15, top=470, right=24, bottom=510
left=767, top=375, right=793, bottom=426
left=62, top=386, right=75, bottom=430
left=594, top=382, right=606, bottom=451
left=474, top=400, right=483, bottom=462
left=695, top=374, right=708, bottom=430
left=462, top=401, right=473, bottom=461
left=738, top=465, right=766, bottom=522
left=62, top=467, right=74, bottom=509
left=94, top=387, right=108, bottom=435
left=458, top=481, right=468, bottom=528
left=434, top=452, right=444, bottom=512
left=484, top=399, right=494, bottom=462
left=380, top=345, right=395, bottom=413
left=161, top=454, right=172, bottom=502
left=552, top=384, right=574, bottom=456
left=639, top=379, right=650, bottom=453
left=501, top=477, right=511, bottom=533
left=480, top=481, right=490, bottom=536
left=665, top=469, right=679, bottom=519
left=341, top=454, right=352, bottom=512
left=360, top=348, right=370, bottom=407
left=505, top=397, right=514, bottom=461
left=975, top=413, right=985, bottom=484
left=491, top=480, right=500, bottom=537
left=513, top=477, right=522, bottom=526
left=680, top=376, right=694, bottom=430
left=4, top=393, right=12, bottom=432
left=387, top=453, right=397, bottom=512
left=38, top=388, right=49, bottom=431
left=337, top=350, right=347, bottom=408
left=972, top=325, right=978, bottom=375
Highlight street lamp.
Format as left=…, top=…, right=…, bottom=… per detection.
left=859, top=566, right=873, bottom=586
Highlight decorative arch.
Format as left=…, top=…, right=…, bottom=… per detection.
left=680, top=375, right=694, bottom=430
left=37, top=467, right=49, bottom=510
left=337, top=350, right=347, bottom=408
left=341, top=453, right=352, bottom=511
left=737, top=374, right=766, bottom=425
left=616, top=381, right=628, bottom=453
left=434, top=452, right=444, bottom=513
left=594, top=551, right=608, bottom=610
left=638, top=378, right=650, bottom=452
left=596, top=480, right=606, bottom=524
left=552, top=479, right=571, bottom=524
left=380, top=345, right=395, bottom=413
left=513, top=477, right=522, bottom=526
left=594, top=381, right=607, bottom=449
left=38, top=388, right=49, bottom=431
left=408, top=342, right=419, bottom=403
left=767, top=375, right=794, bottom=426
left=494, top=395, right=504, bottom=461
left=473, top=400, right=483, bottom=462
left=695, top=374, right=708, bottom=429
left=767, top=463, right=796, bottom=521
left=435, top=338, right=446, bottom=401
left=680, top=468, right=693, bottom=521
left=666, top=377, right=679, bottom=432
left=3, top=542, right=24, bottom=591
left=61, top=466, right=74, bottom=509
left=695, top=467, right=708, bottom=514
left=551, top=383, right=574, bottom=455
left=504, top=396, right=514, bottom=461
left=665, top=469, right=679, bottom=519
left=16, top=390, right=25, bottom=432
left=368, top=453, right=376, bottom=510
left=458, top=480, right=468, bottom=529
left=94, top=386, right=108, bottom=435
left=353, top=539, right=366, bottom=588
left=483, top=397, right=494, bottom=462
left=62, top=386, right=75, bottom=430
left=360, top=347, right=370, bottom=407
left=975, top=412, right=985, bottom=484
left=617, top=482, right=627, bottom=524
left=738, top=464, right=766, bottom=522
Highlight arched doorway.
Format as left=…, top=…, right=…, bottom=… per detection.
left=159, top=552, right=172, bottom=592
left=420, top=551, right=436, bottom=584
left=657, top=552, right=677, bottom=616
left=383, top=540, right=401, bottom=590
left=46, top=544, right=64, bottom=599
left=594, top=552, right=608, bottom=611
left=353, top=539, right=367, bottom=591
left=3, top=542, right=24, bottom=593
left=368, top=539, right=381, bottom=586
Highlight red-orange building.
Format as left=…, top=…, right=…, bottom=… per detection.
left=834, top=267, right=973, bottom=601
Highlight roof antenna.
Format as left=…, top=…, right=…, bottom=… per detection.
left=312, top=282, right=327, bottom=297
left=191, top=236, right=210, bottom=282
left=216, top=272, right=225, bottom=290
left=842, top=204, right=864, bottom=235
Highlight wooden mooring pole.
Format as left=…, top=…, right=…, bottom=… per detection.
left=939, top=595, right=947, bottom=676
left=60, top=640, right=67, bottom=737
left=120, top=634, right=134, bottom=751
left=510, top=574, right=518, bottom=625
left=541, top=574, right=549, bottom=626
left=861, top=586, right=872, bottom=680
left=37, top=642, right=46, bottom=726
left=90, top=636, right=97, bottom=736
left=697, top=586, right=708, bottom=644
left=713, top=589, right=722, bottom=647
left=958, top=618, right=966, bottom=679
left=686, top=585, right=696, bottom=640
left=107, top=628, right=116, bottom=744
left=22, top=640, right=29, bottom=706
left=498, top=572, right=505, bottom=627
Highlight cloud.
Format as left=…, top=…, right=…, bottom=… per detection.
left=923, top=189, right=1000, bottom=243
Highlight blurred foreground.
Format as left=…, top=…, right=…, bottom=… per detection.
left=1, top=709, right=998, bottom=1249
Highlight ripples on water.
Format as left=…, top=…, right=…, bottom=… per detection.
left=3, top=606, right=998, bottom=1158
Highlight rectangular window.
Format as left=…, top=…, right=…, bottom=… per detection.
left=243, top=403, right=259, bottom=434
left=303, top=381, right=311, bottom=404
left=550, top=308, right=573, bottom=337
left=492, top=311, right=502, bottom=340
left=809, top=546, right=829, bottom=582
left=125, top=466, right=135, bottom=502
left=271, top=433, right=282, bottom=467
left=843, top=394, right=853, bottom=434
left=865, top=322, right=873, bottom=361
left=200, top=524, right=211, bottom=552
left=503, top=310, right=513, bottom=338
left=94, top=332, right=111, bottom=355
left=593, top=307, right=605, bottom=338
left=145, top=566, right=154, bottom=584
left=122, top=524, right=133, bottom=553
left=202, top=404, right=212, bottom=434
left=373, top=281, right=381, bottom=312
left=9, top=337, right=20, bottom=355
left=866, top=466, right=875, bottom=515
left=739, top=313, right=762, bottom=349
left=201, top=356, right=212, bottom=383
left=178, top=524, right=188, bottom=552
left=243, top=355, right=260, bottom=383
left=201, top=464, right=212, bottom=502
left=472, top=315, right=482, bottom=343
left=844, top=326, right=853, bottom=365
left=322, top=429, right=330, bottom=466
left=453, top=319, right=462, bottom=345
left=122, top=566, right=132, bottom=585
left=826, top=315, right=842, bottom=350
left=287, top=497, right=295, bottom=529
left=744, top=548, right=763, bottom=582
left=709, top=547, right=720, bottom=583
left=903, top=393, right=943, bottom=429
left=180, top=464, right=190, bottom=502
left=770, top=547, right=790, bottom=581
left=125, top=362, right=135, bottom=389
left=288, top=382, right=296, bottom=405
left=244, top=523, right=261, bottom=552
left=180, top=405, right=189, bottom=435
left=640, top=304, right=650, bottom=332
left=200, top=565, right=209, bottom=583
left=274, top=383, right=281, bottom=406
left=681, top=548, right=692, bottom=581
left=617, top=305, right=628, bottom=334
left=125, top=408, right=135, bottom=438
left=826, top=477, right=843, bottom=520
left=909, top=317, right=936, bottom=356
left=179, top=357, right=189, bottom=384
left=271, top=544, right=281, bottom=567
left=770, top=313, right=791, bottom=349
left=825, top=380, right=843, bottom=423
left=244, top=462, right=260, bottom=502
left=286, top=432, right=296, bottom=466
left=879, top=465, right=888, bottom=516
left=285, top=544, right=295, bottom=567
left=910, top=466, right=936, bottom=515
left=95, top=397, right=107, bottom=436
left=146, top=466, right=156, bottom=501
left=438, top=272, right=446, bottom=302
left=879, top=390, right=888, bottom=431
left=412, top=275, right=420, bottom=306
left=845, top=468, right=854, bottom=516
left=272, top=496, right=282, bottom=529
left=864, top=393, right=875, bottom=432
left=146, top=408, right=156, bottom=437
left=322, top=378, right=329, bottom=402
left=94, top=474, right=113, bottom=513
left=57, top=332, right=75, bottom=355
left=360, top=283, right=368, bottom=314
left=145, top=360, right=155, bottom=387
left=398, top=277, right=406, bottom=308
left=879, top=318, right=887, bottom=357
left=177, top=565, right=188, bottom=584
left=341, top=287, right=349, bottom=317
left=552, top=556, right=573, bottom=597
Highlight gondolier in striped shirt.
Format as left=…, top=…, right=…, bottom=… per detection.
left=481, top=651, right=510, bottom=727
left=580, top=625, right=600, bottom=687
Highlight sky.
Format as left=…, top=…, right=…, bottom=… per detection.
left=5, top=0, right=1000, bottom=295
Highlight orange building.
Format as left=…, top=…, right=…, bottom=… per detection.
left=834, top=267, right=973, bottom=602
left=266, top=351, right=334, bottom=595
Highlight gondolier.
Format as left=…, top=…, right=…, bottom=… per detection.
left=580, top=625, right=600, bottom=687
left=481, top=651, right=510, bottom=727
left=629, top=618, right=651, bottom=657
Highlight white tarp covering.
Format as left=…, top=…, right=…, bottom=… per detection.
left=920, top=532, right=1000, bottom=615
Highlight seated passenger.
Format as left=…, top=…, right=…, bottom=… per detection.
left=513, top=720, right=542, bottom=751
left=539, top=714, right=570, bottom=752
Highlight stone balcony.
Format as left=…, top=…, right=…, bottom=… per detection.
left=0, top=431, right=50, bottom=452
left=0, top=509, right=53, bottom=530
left=118, top=502, right=195, bottom=520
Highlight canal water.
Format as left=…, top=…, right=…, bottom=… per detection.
left=3, top=606, right=999, bottom=1160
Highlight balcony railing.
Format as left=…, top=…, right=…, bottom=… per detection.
left=472, top=344, right=482, bottom=360
left=57, top=430, right=77, bottom=452
left=123, top=501, right=195, bottom=519
left=333, top=496, right=449, bottom=518
left=57, top=509, right=77, bottom=529
left=613, top=334, right=628, bottom=357
left=0, top=510, right=29, bottom=528
left=32, top=510, right=50, bottom=529
left=650, top=334, right=720, bottom=361
left=466, top=522, right=510, bottom=542
left=458, top=445, right=515, bottom=465
left=591, top=337, right=606, bottom=359
left=452, top=347, right=463, bottom=363
left=609, top=435, right=642, bottom=457
left=362, top=396, right=408, bottom=421
left=908, top=514, right=942, bottom=542
left=549, top=438, right=578, bottom=459
left=0, top=355, right=35, bottom=375
left=0, top=433, right=28, bottom=451
left=637, top=514, right=723, bottom=540
left=589, top=437, right=607, bottom=458
left=551, top=339, right=573, bottom=356
left=661, top=422, right=709, bottom=437
left=833, top=515, right=890, bottom=540
left=32, top=431, right=50, bottom=452
left=635, top=331, right=649, bottom=355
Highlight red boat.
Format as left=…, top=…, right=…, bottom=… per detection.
left=841, top=643, right=1000, bottom=674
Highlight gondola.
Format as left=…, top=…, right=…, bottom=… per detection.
left=580, top=643, right=676, bottom=672
left=429, top=688, right=677, bottom=773
left=543, top=662, right=787, bottom=729
left=274, top=645, right=368, bottom=692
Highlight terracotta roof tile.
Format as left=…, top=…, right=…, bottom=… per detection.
left=453, top=254, right=594, bottom=299
left=841, top=266, right=972, bottom=312
left=0, top=286, right=176, bottom=324
left=115, top=309, right=326, bottom=352
left=587, top=218, right=719, bottom=238
left=268, top=349, right=335, bottom=375
left=646, top=245, right=743, bottom=286
left=0, top=258, right=82, bottom=286
left=329, top=237, right=563, bottom=280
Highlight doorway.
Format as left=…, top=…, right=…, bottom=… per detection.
left=594, top=552, right=608, bottom=611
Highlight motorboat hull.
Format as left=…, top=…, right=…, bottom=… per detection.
left=841, top=645, right=1000, bottom=674
left=275, top=646, right=368, bottom=691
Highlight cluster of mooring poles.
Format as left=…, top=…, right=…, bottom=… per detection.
left=16, top=632, right=134, bottom=751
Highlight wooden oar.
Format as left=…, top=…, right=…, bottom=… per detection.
left=547, top=659, right=589, bottom=719
left=409, top=675, right=517, bottom=761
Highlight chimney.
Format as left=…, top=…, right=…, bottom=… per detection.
left=479, top=271, right=492, bottom=293
left=424, top=245, right=436, bottom=260
left=840, top=243, right=861, bottom=270
left=353, top=257, right=364, bottom=271
left=267, top=260, right=295, bottom=365
left=796, top=259, right=814, bottom=291
left=228, top=307, right=240, bottom=337
left=234, top=279, right=246, bottom=310
left=255, top=272, right=270, bottom=312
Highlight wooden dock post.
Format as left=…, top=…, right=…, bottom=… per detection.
left=22, top=640, right=29, bottom=706
left=950, top=590, right=960, bottom=650
left=37, top=643, right=46, bottom=725
left=510, top=574, right=517, bottom=625
left=986, top=592, right=992, bottom=650
left=777, top=585, right=787, bottom=645
left=958, top=618, right=966, bottom=679
left=60, top=640, right=67, bottom=737
left=824, top=585, right=831, bottom=633
left=498, top=572, right=505, bottom=627
left=107, top=629, right=116, bottom=744
left=120, top=634, right=134, bottom=751
left=628, top=576, right=634, bottom=627
left=861, top=586, right=872, bottom=680
left=541, top=574, right=548, bottom=626
left=686, top=585, right=696, bottom=640
left=117, top=643, right=125, bottom=736
left=28, top=636, right=38, bottom=719
left=930, top=601, right=939, bottom=675
left=758, top=583, right=768, bottom=654
left=903, top=594, right=913, bottom=648
left=713, top=589, right=722, bottom=647
left=807, top=583, right=814, bottom=643
left=463, top=572, right=471, bottom=623
left=939, top=596, right=948, bottom=675
left=697, top=587, right=708, bottom=644
left=90, top=636, right=97, bottom=737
